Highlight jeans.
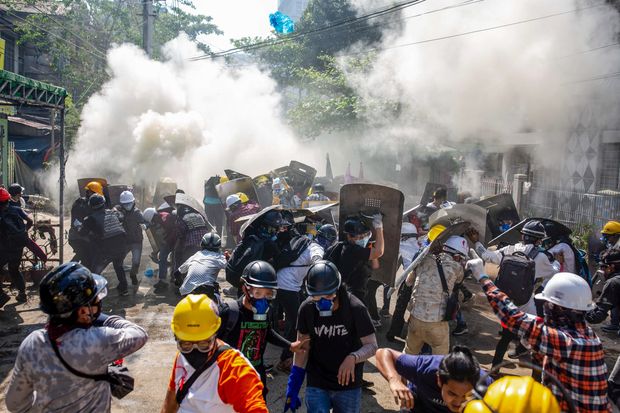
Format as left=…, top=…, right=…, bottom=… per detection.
left=0, top=251, right=25, bottom=295
left=158, top=244, right=171, bottom=280
left=276, top=288, right=302, bottom=361
left=365, top=279, right=382, bottom=320
left=611, top=307, right=620, bottom=327
left=492, top=327, right=517, bottom=366
left=456, top=310, right=467, bottom=328
left=305, top=386, right=362, bottom=413
left=126, top=241, right=143, bottom=268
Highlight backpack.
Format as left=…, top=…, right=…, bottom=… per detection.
left=572, top=246, right=591, bottom=286
left=496, top=248, right=538, bottom=306
left=225, top=236, right=265, bottom=288
left=217, top=300, right=240, bottom=343
left=273, top=235, right=311, bottom=270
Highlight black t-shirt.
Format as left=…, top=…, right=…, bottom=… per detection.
left=325, top=241, right=372, bottom=294
left=297, top=289, right=375, bottom=390
left=218, top=298, right=290, bottom=372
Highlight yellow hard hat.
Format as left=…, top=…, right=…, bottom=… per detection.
left=428, top=224, right=446, bottom=242
left=601, top=221, right=620, bottom=235
left=220, top=176, right=229, bottom=184
left=84, top=181, right=104, bottom=196
left=463, top=376, right=560, bottom=413
left=171, top=294, right=221, bottom=342
left=236, top=192, right=249, bottom=203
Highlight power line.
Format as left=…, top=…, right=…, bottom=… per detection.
left=189, top=0, right=428, bottom=61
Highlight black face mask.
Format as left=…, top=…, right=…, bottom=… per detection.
left=184, top=350, right=210, bottom=369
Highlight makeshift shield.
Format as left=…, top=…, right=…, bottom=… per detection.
left=400, top=221, right=471, bottom=282
left=272, top=166, right=289, bottom=178
left=225, top=169, right=250, bottom=180
left=339, top=184, right=405, bottom=286
left=591, top=269, right=605, bottom=299
left=429, top=204, right=487, bottom=243
left=77, top=177, right=108, bottom=198
left=253, top=174, right=273, bottom=207
left=107, top=185, right=130, bottom=206
left=145, top=227, right=162, bottom=258
left=488, top=218, right=572, bottom=248
left=287, top=161, right=317, bottom=196
left=419, top=182, right=457, bottom=206
left=239, top=205, right=283, bottom=238
left=153, top=179, right=177, bottom=206
left=215, top=177, right=260, bottom=208
left=475, top=194, right=520, bottom=242
left=175, top=193, right=210, bottom=223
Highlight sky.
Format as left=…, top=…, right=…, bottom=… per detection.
left=193, top=0, right=278, bottom=51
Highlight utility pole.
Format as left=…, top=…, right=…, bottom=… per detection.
left=142, top=0, right=154, bottom=57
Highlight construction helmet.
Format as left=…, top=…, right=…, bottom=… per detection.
left=39, top=262, right=108, bottom=317
left=201, top=232, right=222, bottom=250
left=521, top=220, right=547, bottom=239
left=143, top=207, right=157, bottom=223
left=343, top=216, right=370, bottom=236
left=463, top=376, right=560, bottom=413
left=241, top=261, right=278, bottom=289
left=171, top=294, right=221, bottom=342
left=84, top=181, right=104, bottom=196
left=601, top=221, right=620, bottom=235
left=443, top=235, right=469, bottom=257
left=219, top=176, right=229, bottom=184
left=312, top=183, right=325, bottom=193
left=307, top=260, right=341, bottom=296
left=0, top=188, right=10, bottom=202
left=534, top=272, right=594, bottom=311
left=119, top=190, right=135, bottom=204
left=401, top=222, right=418, bottom=236
left=428, top=224, right=446, bottom=242
left=236, top=192, right=249, bottom=203
left=226, top=194, right=241, bottom=209
left=88, top=194, right=106, bottom=209
left=8, top=183, right=24, bottom=196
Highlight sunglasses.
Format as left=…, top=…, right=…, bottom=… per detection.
left=176, top=337, right=216, bottom=354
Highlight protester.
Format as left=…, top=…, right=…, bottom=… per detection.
left=586, top=248, right=620, bottom=328
left=426, top=187, right=454, bottom=211
left=5, top=263, right=148, bottom=412
left=69, top=183, right=100, bottom=267
left=143, top=206, right=177, bottom=293
left=175, top=202, right=211, bottom=271
left=175, top=232, right=227, bottom=300
left=466, top=257, right=611, bottom=412
left=375, top=345, right=492, bottom=412
left=305, top=183, right=331, bottom=202
left=284, top=260, right=377, bottom=413
left=601, top=220, right=620, bottom=250
left=403, top=236, right=467, bottom=355
left=160, top=294, right=267, bottom=412
left=225, top=192, right=261, bottom=244
left=0, top=187, right=30, bottom=304
left=116, top=190, right=146, bottom=286
left=8, top=183, right=26, bottom=209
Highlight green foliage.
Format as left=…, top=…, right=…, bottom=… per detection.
left=571, top=224, right=593, bottom=252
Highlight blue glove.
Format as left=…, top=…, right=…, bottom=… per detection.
left=284, top=365, right=305, bottom=412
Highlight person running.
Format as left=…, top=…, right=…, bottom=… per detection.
left=376, top=345, right=492, bottom=412
left=284, top=260, right=377, bottom=413
left=5, top=262, right=148, bottom=412
left=466, top=258, right=611, bottom=412
left=160, top=294, right=267, bottom=412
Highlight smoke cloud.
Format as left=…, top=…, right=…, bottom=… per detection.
left=62, top=35, right=319, bottom=200
left=341, top=0, right=620, bottom=193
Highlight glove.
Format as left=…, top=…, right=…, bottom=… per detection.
left=284, top=365, right=305, bottom=412
left=465, top=258, right=486, bottom=281
left=372, top=213, right=383, bottom=229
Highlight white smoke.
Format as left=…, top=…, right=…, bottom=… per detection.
left=342, top=0, right=620, bottom=191
left=62, top=34, right=319, bottom=200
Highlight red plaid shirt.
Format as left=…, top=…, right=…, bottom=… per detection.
left=481, top=278, right=610, bottom=412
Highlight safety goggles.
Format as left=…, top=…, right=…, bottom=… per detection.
left=176, top=336, right=216, bottom=354
left=310, top=293, right=337, bottom=302
left=248, top=287, right=277, bottom=300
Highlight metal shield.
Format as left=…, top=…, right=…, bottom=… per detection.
left=153, top=179, right=178, bottom=206
left=175, top=193, right=209, bottom=223
left=419, top=182, right=457, bottom=206
left=239, top=205, right=283, bottom=238
left=338, top=184, right=405, bottom=286
left=287, top=161, right=317, bottom=196
left=225, top=169, right=250, bottom=180
left=107, top=185, right=130, bottom=206
left=253, top=173, right=273, bottom=207
left=488, top=218, right=572, bottom=248
left=429, top=204, right=487, bottom=242
left=215, top=177, right=260, bottom=208
left=475, top=193, right=520, bottom=242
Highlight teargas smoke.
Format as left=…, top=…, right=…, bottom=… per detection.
left=60, top=35, right=319, bottom=197
left=342, top=0, right=620, bottom=193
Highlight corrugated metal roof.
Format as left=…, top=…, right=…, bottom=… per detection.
left=8, top=115, right=51, bottom=130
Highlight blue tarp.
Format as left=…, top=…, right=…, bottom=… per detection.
left=10, top=135, right=51, bottom=170
left=269, top=11, right=295, bottom=34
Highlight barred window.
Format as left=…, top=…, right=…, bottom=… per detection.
left=599, top=142, right=620, bottom=191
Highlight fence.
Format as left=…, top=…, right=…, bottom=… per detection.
left=477, top=176, right=619, bottom=231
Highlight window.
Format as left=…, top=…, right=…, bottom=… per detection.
left=3, top=35, right=15, bottom=72
left=599, top=142, right=620, bottom=191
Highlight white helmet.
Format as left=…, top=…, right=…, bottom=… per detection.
left=119, top=190, right=135, bottom=204
left=143, top=207, right=157, bottom=223
left=272, top=177, right=282, bottom=189
left=226, top=194, right=241, bottom=209
left=401, top=222, right=418, bottom=236
left=534, top=272, right=594, bottom=311
left=442, top=235, right=469, bottom=257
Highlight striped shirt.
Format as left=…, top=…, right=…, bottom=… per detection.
left=481, top=278, right=610, bottom=412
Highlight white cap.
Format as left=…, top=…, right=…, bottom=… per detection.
left=534, top=272, right=594, bottom=311
left=119, top=190, right=135, bottom=204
